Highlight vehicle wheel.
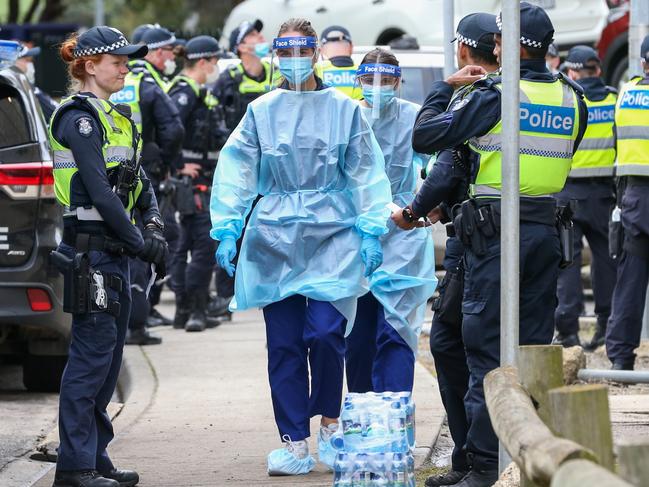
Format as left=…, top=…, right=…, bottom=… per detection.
left=23, top=354, right=67, bottom=392
left=376, top=28, right=406, bottom=45
left=610, top=55, right=629, bottom=91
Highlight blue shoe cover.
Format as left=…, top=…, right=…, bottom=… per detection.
left=267, top=445, right=315, bottom=476
left=318, top=426, right=338, bottom=470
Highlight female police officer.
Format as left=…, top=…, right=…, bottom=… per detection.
left=167, top=35, right=228, bottom=331
left=49, top=27, right=166, bottom=487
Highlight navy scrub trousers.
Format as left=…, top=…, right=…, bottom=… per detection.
left=263, top=294, right=347, bottom=441
left=56, top=243, right=131, bottom=473
left=345, top=292, right=415, bottom=394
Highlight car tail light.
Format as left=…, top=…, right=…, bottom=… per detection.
left=0, top=161, right=54, bottom=200
left=27, top=288, right=53, bottom=312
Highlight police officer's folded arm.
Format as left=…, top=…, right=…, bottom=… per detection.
left=411, top=151, right=457, bottom=217
left=412, top=82, right=501, bottom=154
left=61, top=111, right=144, bottom=254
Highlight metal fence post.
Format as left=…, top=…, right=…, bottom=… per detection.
left=443, top=0, right=455, bottom=78
left=499, top=0, right=520, bottom=473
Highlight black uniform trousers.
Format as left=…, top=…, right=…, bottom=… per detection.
left=174, top=211, right=216, bottom=296
left=606, top=180, right=649, bottom=365
left=429, top=235, right=470, bottom=471
left=56, top=242, right=131, bottom=472
left=555, top=179, right=616, bottom=336
left=462, top=221, right=560, bottom=470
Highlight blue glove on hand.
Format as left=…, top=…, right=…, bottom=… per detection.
left=360, top=236, right=383, bottom=277
left=215, top=237, right=237, bottom=277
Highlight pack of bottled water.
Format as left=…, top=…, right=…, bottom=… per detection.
left=332, top=391, right=416, bottom=486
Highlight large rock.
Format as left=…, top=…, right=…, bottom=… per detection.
left=493, top=462, right=520, bottom=487
left=563, top=346, right=586, bottom=385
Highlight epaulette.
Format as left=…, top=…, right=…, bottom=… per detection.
left=557, top=72, right=584, bottom=97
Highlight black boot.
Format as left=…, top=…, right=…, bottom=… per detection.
left=101, top=468, right=139, bottom=487
left=425, top=469, right=469, bottom=486
left=185, top=292, right=207, bottom=332
left=612, top=361, right=634, bottom=371
left=552, top=332, right=581, bottom=348
left=207, top=295, right=232, bottom=322
left=173, top=295, right=191, bottom=329
left=584, top=317, right=607, bottom=352
left=125, top=327, right=162, bottom=345
left=53, top=470, right=119, bottom=487
left=146, top=308, right=172, bottom=328
left=452, top=468, right=498, bottom=487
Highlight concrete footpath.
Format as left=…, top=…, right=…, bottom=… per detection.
left=34, top=307, right=444, bottom=487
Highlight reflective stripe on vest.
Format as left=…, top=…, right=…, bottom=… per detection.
left=48, top=96, right=142, bottom=215
left=570, top=92, right=616, bottom=177
left=110, top=71, right=143, bottom=133
left=469, top=78, right=580, bottom=197
left=228, top=62, right=279, bottom=94
left=314, top=60, right=363, bottom=100
left=168, top=74, right=220, bottom=108
left=615, top=77, right=649, bottom=176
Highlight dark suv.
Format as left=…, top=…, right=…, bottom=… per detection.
left=0, top=65, right=69, bottom=391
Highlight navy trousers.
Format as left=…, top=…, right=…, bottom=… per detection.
left=555, top=179, right=616, bottom=335
left=263, top=295, right=347, bottom=441
left=346, top=292, right=415, bottom=394
left=56, top=243, right=131, bottom=472
left=607, top=182, right=649, bottom=365
left=429, top=236, right=469, bottom=471
left=462, top=222, right=560, bottom=470
left=173, top=211, right=216, bottom=296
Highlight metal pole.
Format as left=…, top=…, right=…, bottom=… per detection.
left=499, top=0, right=520, bottom=473
left=578, top=368, right=649, bottom=384
left=631, top=1, right=649, bottom=339
left=94, top=0, right=105, bottom=27
left=443, top=0, right=455, bottom=78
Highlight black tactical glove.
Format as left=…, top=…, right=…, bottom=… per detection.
left=139, top=218, right=168, bottom=267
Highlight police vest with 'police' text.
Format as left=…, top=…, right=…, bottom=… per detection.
left=615, top=76, right=649, bottom=176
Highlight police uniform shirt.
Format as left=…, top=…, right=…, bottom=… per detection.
left=35, top=87, right=58, bottom=123
left=52, top=93, right=159, bottom=254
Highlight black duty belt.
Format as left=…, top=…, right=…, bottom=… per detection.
left=63, top=227, right=128, bottom=255
left=627, top=176, right=649, bottom=187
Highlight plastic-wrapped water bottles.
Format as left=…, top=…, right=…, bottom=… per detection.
left=333, top=452, right=415, bottom=487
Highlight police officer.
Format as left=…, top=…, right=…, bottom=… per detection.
left=394, top=13, right=499, bottom=487
left=167, top=36, right=228, bottom=331
left=553, top=46, right=617, bottom=350
left=211, top=19, right=278, bottom=319
left=114, top=25, right=184, bottom=344
left=314, top=25, right=362, bottom=99
left=15, top=43, right=58, bottom=123
left=49, top=27, right=166, bottom=487
left=396, top=4, right=587, bottom=485
left=606, top=35, right=649, bottom=371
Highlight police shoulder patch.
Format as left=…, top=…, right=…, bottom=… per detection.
left=76, top=117, right=94, bottom=137
left=177, top=93, right=189, bottom=106
left=451, top=96, right=471, bottom=111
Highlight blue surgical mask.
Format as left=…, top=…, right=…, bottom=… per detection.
left=254, top=42, right=270, bottom=58
left=278, top=56, right=314, bottom=86
left=362, top=85, right=397, bottom=109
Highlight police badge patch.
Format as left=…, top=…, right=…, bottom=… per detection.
left=177, top=93, right=189, bottom=106
left=76, top=117, right=93, bottom=137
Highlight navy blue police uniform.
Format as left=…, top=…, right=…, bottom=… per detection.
left=49, top=27, right=166, bottom=487
left=411, top=5, right=587, bottom=485
left=553, top=46, right=617, bottom=350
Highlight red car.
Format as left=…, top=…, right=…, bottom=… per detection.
left=598, top=0, right=630, bottom=89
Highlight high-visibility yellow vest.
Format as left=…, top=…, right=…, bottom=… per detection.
left=228, top=61, right=279, bottom=95
left=109, top=71, right=144, bottom=133
left=570, top=91, right=616, bottom=177
left=315, top=60, right=363, bottom=100
left=615, top=76, right=649, bottom=176
left=469, top=78, right=581, bottom=197
left=49, top=95, right=142, bottom=216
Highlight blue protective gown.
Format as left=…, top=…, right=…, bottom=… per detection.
left=210, top=88, right=391, bottom=326
left=364, top=99, right=437, bottom=352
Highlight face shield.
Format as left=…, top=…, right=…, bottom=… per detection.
left=356, top=62, right=401, bottom=119
left=271, top=36, right=318, bottom=93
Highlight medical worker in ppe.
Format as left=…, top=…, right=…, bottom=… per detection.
left=209, top=17, right=391, bottom=476
left=345, top=49, right=437, bottom=395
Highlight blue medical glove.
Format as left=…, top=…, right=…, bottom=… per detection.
left=215, top=237, right=237, bottom=277
left=360, top=236, right=383, bottom=277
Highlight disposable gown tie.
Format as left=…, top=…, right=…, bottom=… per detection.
left=363, top=99, right=438, bottom=352
left=210, top=88, right=391, bottom=328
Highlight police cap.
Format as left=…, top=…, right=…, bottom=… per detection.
left=185, top=35, right=221, bottom=60
left=131, top=23, right=156, bottom=44
left=73, top=26, right=148, bottom=59
left=141, top=25, right=177, bottom=50
left=229, top=19, right=263, bottom=53
left=452, top=13, right=498, bottom=53
left=18, top=43, right=40, bottom=59
left=564, top=45, right=600, bottom=70
left=321, top=25, right=352, bottom=45
left=642, top=34, right=649, bottom=61
left=497, top=1, right=555, bottom=50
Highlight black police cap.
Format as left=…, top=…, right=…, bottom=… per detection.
left=497, top=1, right=555, bottom=50
left=453, top=13, right=498, bottom=53
left=18, top=43, right=41, bottom=58
left=141, top=26, right=177, bottom=50
left=642, top=34, right=649, bottom=61
left=131, top=23, right=156, bottom=44
left=74, top=26, right=147, bottom=59
left=321, top=25, right=352, bottom=45
left=229, top=19, right=263, bottom=53
left=185, top=35, right=221, bottom=60
left=565, top=45, right=601, bottom=70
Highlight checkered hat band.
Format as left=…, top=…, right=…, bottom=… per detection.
left=73, top=37, right=129, bottom=58
left=495, top=13, right=544, bottom=49
left=187, top=51, right=220, bottom=60
left=564, top=61, right=584, bottom=70
left=456, top=33, right=478, bottom=49
left=147, top=35, right=176, bottom=50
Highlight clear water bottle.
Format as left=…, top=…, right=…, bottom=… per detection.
left=406, top=452, right=416, bottom=487
left=333, top=452, right=352, bottom=487
left=391, top=453, right=407, bottom=487
left=397, top=392, right=416, bottom=448
left=341, top=404, right=362, bottom=452
left=389, top=402, right=408, bottom=453
left=351, top=453, right=370, bottom=487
